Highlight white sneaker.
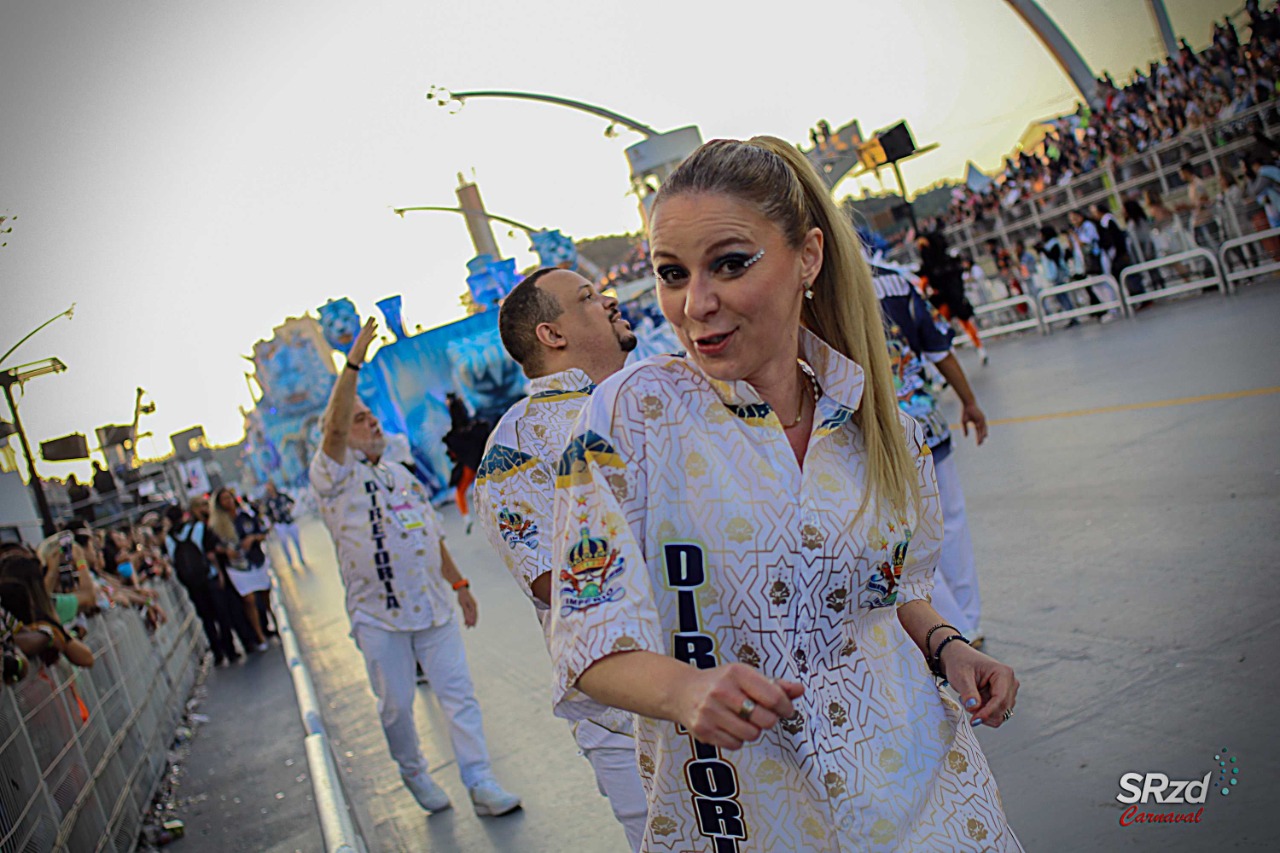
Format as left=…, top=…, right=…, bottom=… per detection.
left=469, top=778, right=521, bottom=816
left=403, top=771, right=451, bottom=812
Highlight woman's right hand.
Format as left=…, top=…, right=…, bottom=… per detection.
left=673, top=663, right=805, bottom=751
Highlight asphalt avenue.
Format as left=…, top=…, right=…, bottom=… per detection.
left=179, top=282, right=1279, bottom=852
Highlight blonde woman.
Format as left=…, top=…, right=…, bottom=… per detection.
left=210, top=488, right=270, bottom=650
left=550, top=137, right=1021, bottom=851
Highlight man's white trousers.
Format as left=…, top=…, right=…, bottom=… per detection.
left=576, top=719, right=648, bottom=851
left=353, top=620, right=493, bottom=788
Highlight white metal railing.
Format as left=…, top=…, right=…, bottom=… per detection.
left=1120, top=248, right=1227, bottom=307
left=965, top=293, right=1046, bottom=340
left=1037, top=275, right=1127, bottom=327
left=1218, top=226, right=1280, bottom=293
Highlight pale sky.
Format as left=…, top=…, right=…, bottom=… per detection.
left=1, top=0, right=1238, bottom=478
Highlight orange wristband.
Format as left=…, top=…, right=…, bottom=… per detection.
left=452, top=578, right=470, bottom=591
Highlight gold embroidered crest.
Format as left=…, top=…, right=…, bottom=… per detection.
left=825, top=586, right=848, bottom=612
left=651, top=815, right=677, bottom=837
left=684, top=451, right=708, bottom=478
left=780, top=710, right=805, bottom=735
left=755, top=759, right=784, bottom=785
left=607, top=473, right=628, bottom=501
left=725, top=517, right=754, bottom=543
left=736, top=643, right=761, bottom=668
left=878, top=748, right=904, bottom=773
left=800, top=523, right=825, bottom=549
left=640, top=395, right=664, bottom=420
left=824, top=771, right=846, bottom=798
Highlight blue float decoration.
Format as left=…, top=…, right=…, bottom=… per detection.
left=317, top=298, right=361, bottom=354
left=529, top=229, right=579, bottom=269
left=245, top=236, right=683, bottom=498
left=376, top=295, right=409, bottom=341
left=465, top=254, right=521, bottom=306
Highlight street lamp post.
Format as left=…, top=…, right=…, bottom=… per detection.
left=0, top=305, right=75, bottom=538
left=427, top=87, right=703, bottom=226
left=1, top=358, right=68, bottom=537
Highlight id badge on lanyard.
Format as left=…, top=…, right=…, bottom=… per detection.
left=389, top=501, right=427, bottom=531
left=369, top=460, right=428, bottom=532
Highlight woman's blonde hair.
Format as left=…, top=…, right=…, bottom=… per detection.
left=208, top=488, right=239, bottom=544
left=653, top=136, right=919, bottom=517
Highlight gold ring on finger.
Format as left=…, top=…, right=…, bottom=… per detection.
left=737, top=698, right=756, bottom=721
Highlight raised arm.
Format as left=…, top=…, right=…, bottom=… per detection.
left=321, top=317, right=378, bottom=464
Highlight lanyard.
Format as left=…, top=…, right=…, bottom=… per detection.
left=362, top=459, right=426, bottom=531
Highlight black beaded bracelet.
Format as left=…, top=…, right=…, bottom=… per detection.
left=344, top=361, right=361, bottom=372
left=930, top=633, right=971, bottom=679
left=924, top=623, right=960, bottom=658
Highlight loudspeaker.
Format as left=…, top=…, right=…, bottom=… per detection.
left=878, top=122, right=916, bottom=163
left=41, top=433, right=89, bottom=461
left=96, top=425, right=132, bottom=448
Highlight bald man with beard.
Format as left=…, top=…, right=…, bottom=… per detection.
left=474, top=268, right=647, bottom=850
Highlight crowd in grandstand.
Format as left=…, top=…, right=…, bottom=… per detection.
left=596, top=240, right=652, bottom=289
left=948, top=3, right=1280, bottom=226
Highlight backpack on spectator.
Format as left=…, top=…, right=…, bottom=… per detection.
left=173, top=524, right=212, bottom=590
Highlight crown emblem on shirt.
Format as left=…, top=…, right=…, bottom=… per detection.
left=497, top=506, right=538, bottom=549
left=568, top=527, right=613, bottom=574
left=560, top=526, right=626, bottom=614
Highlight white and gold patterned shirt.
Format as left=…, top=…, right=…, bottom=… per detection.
left=310, top=449, right=454, bottom=633
left=475, top=368, right=636, bottom=746
left=550, top=330, right=1020, bottom=852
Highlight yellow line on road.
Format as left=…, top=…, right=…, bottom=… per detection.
left=975, top=386, right=1280, bottom=428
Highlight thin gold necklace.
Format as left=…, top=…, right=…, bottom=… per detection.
left=782, top=360, right=821, bottom=429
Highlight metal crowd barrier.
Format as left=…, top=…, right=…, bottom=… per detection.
left=0, top=579, right=204, bottom=853
left=1037, top=275, right=1128, bottom=327
left=967, top=294, right=1046, bottom=340
left=1218, top=226, right=1280, bottom=293
left=1120, top=248, right=1227, bottom=308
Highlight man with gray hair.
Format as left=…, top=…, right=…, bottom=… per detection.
left=474, top=268, right=646, bottom=849
left=310, top=316, right=520, bottom=817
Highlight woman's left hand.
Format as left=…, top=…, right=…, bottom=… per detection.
left=938, top=641, right=1019, bottom=728
left=456, top=588, right=478, bottom=628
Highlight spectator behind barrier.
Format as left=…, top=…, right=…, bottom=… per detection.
left=0, top=554, right=94, bottom=668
